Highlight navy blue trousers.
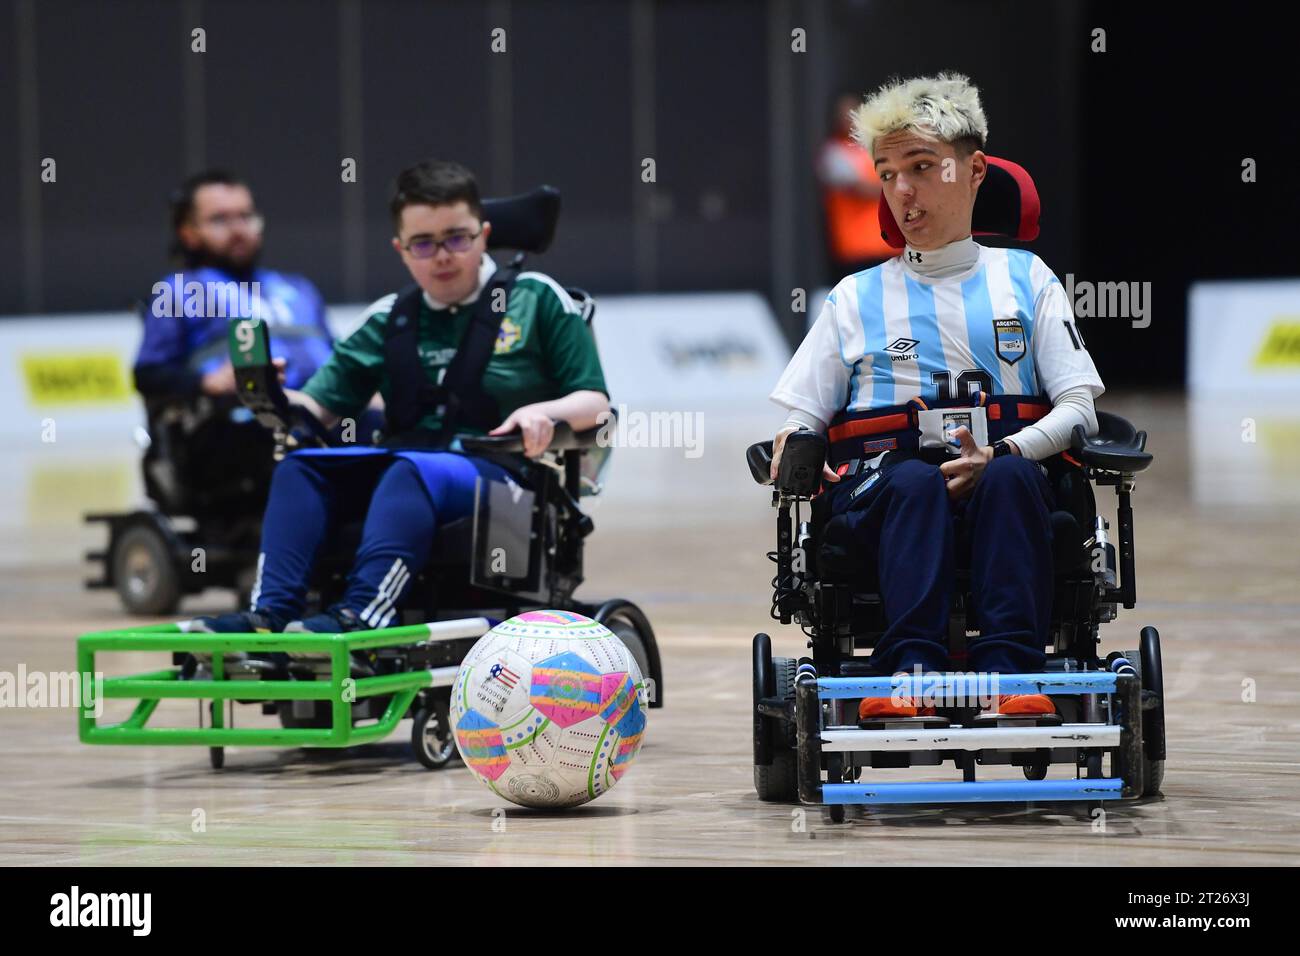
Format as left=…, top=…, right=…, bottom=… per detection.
left=249, top=451, right=512, bottom=628
left=827, top=455, right=1055, bottom=674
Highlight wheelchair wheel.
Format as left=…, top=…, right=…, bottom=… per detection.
left=594, top=600, right=661, bottom=706
left=752, top=633, right=798, bottom=802
left=1127, top=627, right=1166, bottom=796
left=1022, top=755, right=1050, bottom=780
left=411, top=693, right=457, bottom=770
left=112, top=523, right=181, bottom=615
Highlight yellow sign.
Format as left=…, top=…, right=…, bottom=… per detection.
left=1254, top=319, right=1300, bottom=369
left=21, top=353, right=131, bottom=405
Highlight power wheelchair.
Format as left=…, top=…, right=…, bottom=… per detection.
left=78, top=186, right=663, bottom=770
left=84, top=372, right=281, bottom=615
left=747, top=159, right=1166, bottom=820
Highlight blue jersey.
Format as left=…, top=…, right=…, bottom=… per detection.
left=771, top=245, right=1103, bottom=423
left=135, top=267, right=333, bottom=390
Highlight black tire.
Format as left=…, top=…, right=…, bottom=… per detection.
left=112, top=523, right=182, bottom=615
left=209, top=747, right=224, bottom=769
left=594, top=601, right=661, bottom=707
left=1128, top=628, right=1167, bottom=796
left=753, top=635, right=798, bottom=802
left=828, top=803, right=846, bottom=824
left=1023, top=755, right=1050, bottom=780
left=411, top=694, right=456, bottom=770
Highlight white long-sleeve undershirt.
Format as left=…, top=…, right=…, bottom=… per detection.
left=1002, top=383, right=1098, bottom=460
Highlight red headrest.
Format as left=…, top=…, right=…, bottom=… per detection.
left=877, top=155, right=1040, bottom=250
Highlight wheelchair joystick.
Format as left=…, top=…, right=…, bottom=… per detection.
left=776, top=431, right=827, bottom=498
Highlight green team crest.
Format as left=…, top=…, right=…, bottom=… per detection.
left=495, top=316, right=524, bottom=354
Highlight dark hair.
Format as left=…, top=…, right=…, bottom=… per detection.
left=170, top=169, right=248, bottom=234
left=950, top=134, right=985, bottom=157
left=389, top=159, right=482, bottom=232
left=168, top=169, right=249, bottom=260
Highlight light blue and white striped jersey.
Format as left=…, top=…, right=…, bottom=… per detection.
left=771, top=244, right=1104, bottom=425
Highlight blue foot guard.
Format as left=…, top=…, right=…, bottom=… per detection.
left=796, top=670, right=1144, bottom=811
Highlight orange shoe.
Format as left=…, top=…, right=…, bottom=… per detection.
left=986, top=694, right=1056, bottom=716
left=858, top=697, right=937, bottom=719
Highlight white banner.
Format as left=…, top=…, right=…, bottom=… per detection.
left=1188, top=279, right=1300, bottom=394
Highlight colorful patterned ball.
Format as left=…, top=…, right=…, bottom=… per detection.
left=450, top=610, right=648, bottom=808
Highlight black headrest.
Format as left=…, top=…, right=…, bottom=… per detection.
left=878, top=156, right=1040, bottom=248
left=483, top=185, right=561, bottom=253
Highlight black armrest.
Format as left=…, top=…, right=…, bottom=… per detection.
left=1070, top=411, right=1152, bottom=473
left=456, top=420, right=602, bottom=455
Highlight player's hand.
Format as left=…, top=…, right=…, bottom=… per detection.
left=200, top=361, right=237, bottom=396
left=272, top=357, right=287, bottom=386
left=939, top=426, right=993, bottom=500
left=491, top=407, right=555, bottom=458
left=770, top=425, right=840, bottom=485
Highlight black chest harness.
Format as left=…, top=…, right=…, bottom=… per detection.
left=380, top=262, right=522, bottom=449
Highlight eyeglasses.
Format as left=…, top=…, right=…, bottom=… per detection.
left=198, top=211, right=264, bottom=232
left=401, top=226, right=483, bottom=258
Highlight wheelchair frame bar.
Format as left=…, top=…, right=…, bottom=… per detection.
left=814, top=672, right=1119, bottom=699
left=822, top=778, right=1125, bottom=805
left=819, top=723, right=1121, bottom=752
left=795, top=670, right=1143, bottom=806
left=77, top=618, right=491, bottom=749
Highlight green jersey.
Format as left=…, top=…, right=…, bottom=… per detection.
left=302, top=261, right=608, bottom=434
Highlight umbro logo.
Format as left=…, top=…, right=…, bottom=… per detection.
left=885, top=337, right=920, bottom=362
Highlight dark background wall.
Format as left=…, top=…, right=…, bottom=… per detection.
left=2, top=0, right=1295, bottom=387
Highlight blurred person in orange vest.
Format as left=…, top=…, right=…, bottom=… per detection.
left=818, top=90, right=896, bottom=283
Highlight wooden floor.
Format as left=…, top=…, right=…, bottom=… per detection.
left=2, top=392, right=1298, bottom=865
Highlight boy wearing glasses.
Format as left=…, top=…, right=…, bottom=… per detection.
left=192, top=159, right=610, bottom=636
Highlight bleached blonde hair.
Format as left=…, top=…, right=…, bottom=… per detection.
left=850, top=73, right=988, bottom=156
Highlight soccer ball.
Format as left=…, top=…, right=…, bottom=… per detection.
left=450, top=610, right=649, bottom=808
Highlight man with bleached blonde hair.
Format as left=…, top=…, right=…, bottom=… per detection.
left=768, top=74, right=1104, bottom=717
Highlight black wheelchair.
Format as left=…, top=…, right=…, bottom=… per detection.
left=747, top=161, right=1166, bottom=819
left=166, top=185, right=662, bottom=769
left=85, top=382, right=279, bottom=615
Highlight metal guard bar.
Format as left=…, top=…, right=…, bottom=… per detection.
left=796, top=671, right=1143, bottom=805
left=816, top=672, right=1119, bottom=700
left=77, top=618, right=490, bottom=749
left=822, top=779, right=1125, bottom=805
left=820, top=723, right=1121, bottom=752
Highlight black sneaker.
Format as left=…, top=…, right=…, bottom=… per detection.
left=284, top=605, right=366, bottom=634
left=188, top=610, right=287, bottom=634
left=284, top=606, right=375, bottom=677
left=185, top=610, right=289, bottom=674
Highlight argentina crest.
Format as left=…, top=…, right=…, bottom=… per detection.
left=993, top=316, right=1026, bottom=365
